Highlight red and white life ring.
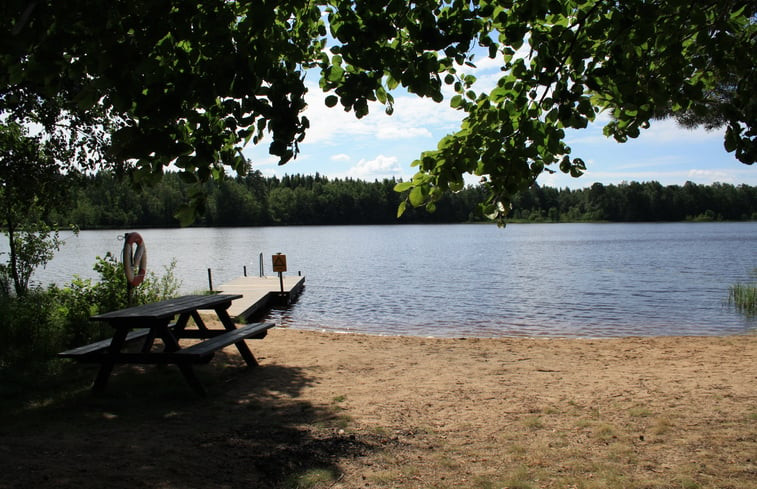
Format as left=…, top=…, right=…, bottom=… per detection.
left=123, top=232, right=147, bottom=286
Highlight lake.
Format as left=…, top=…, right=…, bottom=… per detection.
left=3, top=222, right=756, bottom=337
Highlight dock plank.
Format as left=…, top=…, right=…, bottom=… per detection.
left=218, top=275, right=305, bottom=321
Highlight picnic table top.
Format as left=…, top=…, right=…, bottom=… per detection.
left=90, top=294, right=243, bottom=321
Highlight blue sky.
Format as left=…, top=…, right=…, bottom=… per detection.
left=242, top=57, right=755, bottom=190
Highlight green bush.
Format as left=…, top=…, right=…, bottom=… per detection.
left=0, top=252, right=182, bottom=384
left=0, top=288, right=67, bottom=369
left=55, top=252, right=182, bottom=347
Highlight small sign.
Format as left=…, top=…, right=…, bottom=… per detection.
left=272, top=253, right=287, bottom=272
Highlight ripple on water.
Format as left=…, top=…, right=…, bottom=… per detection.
left=9, top=222, right=757, bottom=338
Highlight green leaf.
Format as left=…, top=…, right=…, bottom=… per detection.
left=448, top=179, right=464, bottom=192
left=409, top=186, right=425, bottom=207
left=355, top=98, right=369, bottom=118
left=175, top=204, right=197, bottom=227
left=325, top=95, right=338, bottom=107
left=393, top=181, right=413, bottom=192
left=327, top=64, right=344, bottom=82
left=724, top=128, right=739, bottom=153
left=376, top=85, right=387, bottom=104
left=396, top=200, right=407, bottom=218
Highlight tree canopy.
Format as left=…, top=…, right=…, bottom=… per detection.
left=2, top=0, right=755, bottom=224
left=0, top=123, right=68, bottom=295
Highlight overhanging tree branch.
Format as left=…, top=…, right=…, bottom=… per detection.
left=1, top=0, right=754, bottom=226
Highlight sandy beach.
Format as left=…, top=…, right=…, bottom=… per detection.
left=2, top=327, right=756, bottom=489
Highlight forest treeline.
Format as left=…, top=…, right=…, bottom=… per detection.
left=49, top=171, right=757, bottom=228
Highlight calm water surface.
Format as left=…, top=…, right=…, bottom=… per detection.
left=3, top=222, right=756, bottom=337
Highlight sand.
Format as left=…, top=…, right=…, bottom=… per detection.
left=1, top=327, right=755, bottom=489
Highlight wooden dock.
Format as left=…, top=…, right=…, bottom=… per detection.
left=218, top=275, right=305, bottom=322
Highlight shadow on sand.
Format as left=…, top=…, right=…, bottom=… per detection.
left=1, top=353, right=381, bottom=489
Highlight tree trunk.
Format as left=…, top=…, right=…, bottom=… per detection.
left=5, top=217, right=25, bottom=296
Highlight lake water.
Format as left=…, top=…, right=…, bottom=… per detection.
left=2, top=222, right=756, bottom=338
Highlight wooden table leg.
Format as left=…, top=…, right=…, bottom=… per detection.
left=215, top=307, right=258, bottom=367
left=190, top=310, right=210, bottom=333
left=154, top=317, right=208, bottom=396
left=140, top=329, right=157, bottom=353
left=154, top=319, right=181, bottom=352
left=177, top=363, right=207, bottom=397
left=92, top=327, right=129, bottom=393
left=169, top=312, right=192, bottom=341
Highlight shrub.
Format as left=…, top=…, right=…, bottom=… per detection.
left=0, top=288, right=67, bottom=369
left=56, top=252, right=182, bottom=347
left=0, top=252, right=182, bottom=385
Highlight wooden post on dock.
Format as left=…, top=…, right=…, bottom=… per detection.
left=272, top=253, right=287, bottom=294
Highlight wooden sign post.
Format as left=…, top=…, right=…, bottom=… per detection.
left=272, top=253, right=287, bottom=293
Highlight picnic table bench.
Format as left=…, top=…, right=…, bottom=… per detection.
left=58, top=294, right=274, bottom=396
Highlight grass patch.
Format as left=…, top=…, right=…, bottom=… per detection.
left=606, top=443, right=636, bottom=464
left=541, top=405, right=560, bottom=415
left=593, top=422, right=618, bottom=442
left=523, top=415, right=544, bottom=429
left=629, top=406, right=653, bottom=417
left=367, top=425, right=390, bottom=437
left=471, top=474, right=506, bottom=489
left=0, top=362, right=90, bottom=415
left=366, top=470, right=400, bottom=486
left=326, top=413, right=353, bottom=430
left=677, top=477, right=702, bottom=489
left=503, top=466, right=534, bottom=489
left=591, top=468, right=633, bottom=489
left=436, top=455, right=462, bottom=471
left=651, top=416, right=673, bottom=437
left=727, top=270, right=757, bottom=316
left=508, top=443, right=528, bottom=455
left=285, top=467, right=338, bottom=488
left=575, top=418, right=593, bottom=429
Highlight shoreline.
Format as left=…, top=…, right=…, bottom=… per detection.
left=270, top=324, right=757, bottom=340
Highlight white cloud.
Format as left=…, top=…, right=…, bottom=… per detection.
left=686, top=169, right=734, bottom=184
left=642, top=118, right=724, bottom=143
left=330, top=153, right=351, bottom=162
left=376, top=126, right=432, bottom=140
left=346, top=155, right=403, bottom=179
left=388, top=94, right=463, bottom=130
left=297, top=81, right=463, bottom=147
left=537, top=165, right=753, bottom=190
left=567, top=115, right=725, bottom=147
left=468, top=54, right=505, bottom=72
left=248, top=153, right=280, bottom=167
left=300, top=96, right=378, bottom=144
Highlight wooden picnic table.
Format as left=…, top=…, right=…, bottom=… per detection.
left=59, top=294, right=274, bottom=396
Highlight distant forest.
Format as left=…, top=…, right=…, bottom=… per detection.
left=48, top=171, right=757, bottom=228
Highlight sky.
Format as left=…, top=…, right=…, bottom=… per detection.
left=241, top=56, right=756, bottom=190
